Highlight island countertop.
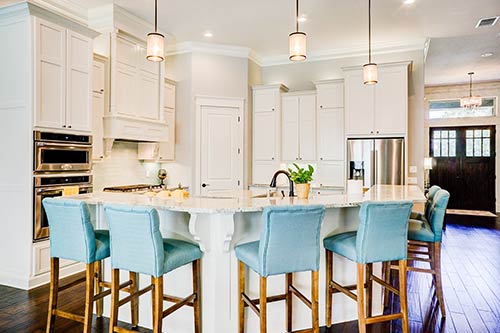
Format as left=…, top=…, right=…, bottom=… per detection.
left=70, top=184, right=425, bottom=214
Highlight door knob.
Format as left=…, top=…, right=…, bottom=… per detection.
left=202, top=183, right=209, bottom=188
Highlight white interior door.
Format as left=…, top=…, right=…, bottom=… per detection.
left=200, top=105, right=242, bottom=195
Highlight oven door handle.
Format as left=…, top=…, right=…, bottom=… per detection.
left=36, top=185, right=93, bottom=194
left=36, top=142, right=91, bottom=148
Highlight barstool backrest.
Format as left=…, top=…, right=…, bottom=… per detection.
left=356, top=201, right=413, bottom=264
left=427, top=189, right=450, bottom=242
left=425, top=185, right=441, bottom=217
left=258, top=205, right=325, bottom=277
left=104, top=204, right=165, bottom=277
left=43, top=198, right=96, bottom=263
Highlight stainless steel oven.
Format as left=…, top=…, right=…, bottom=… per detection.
left=34, top=131, right=92, bottom=173
left=33, top=173, right=93, bottom=241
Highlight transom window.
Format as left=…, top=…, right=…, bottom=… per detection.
left=429, top=97, right=496, bottom=120
left=432, top=130, right=457, bottom=157
left=466, top=129, right=491, bottom=157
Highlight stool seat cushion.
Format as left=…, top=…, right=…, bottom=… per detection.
left=163, top=239, right=202, bottom=274
left=323, top=232, right=357, bottom=262
left=235, top=241, right=260, bottom=274
left=94, top=230, right=111, bottom=261
left=408, top=219, right=435, bottom=242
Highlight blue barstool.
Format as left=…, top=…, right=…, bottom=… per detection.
left=410, top=185, right=441, bottom=221
left=103, top=204, right=202, bottom=333
left=324, top=201, right=413, bottom=333
left=43, top=198, right=136, bottom=333
left=235, top=205, right=325, bottom=333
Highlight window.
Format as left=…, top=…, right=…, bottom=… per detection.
left=429, top=97, right=496, bottom=119
left=466, top=129, right=491, bottom=157
left=432, top=130, right=457, bottom=157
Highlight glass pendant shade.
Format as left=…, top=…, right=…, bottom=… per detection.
left=460, top=95, right=482, bottom=109
left=146, top=32, right=165, bottom=62
left=289, top=32, right=307, bottom=62
left=363, top=63, right=378, bottom=85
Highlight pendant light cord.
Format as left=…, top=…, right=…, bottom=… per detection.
left=154, top=0, right=158, bottom=32
left=296, top=0, right=299, bottom=32
left=368, top=0, right=372, bottom=63
left=469, top=72, right=473, bottom=97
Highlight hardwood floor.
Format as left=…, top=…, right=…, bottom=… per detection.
left=1, top=214, right=499, bottom=333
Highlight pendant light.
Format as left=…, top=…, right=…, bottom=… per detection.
left=146, top=0, right=165, bottom=62
left=460, top=72, right=482, bottom=109
left=363, top=0, right=377, bottom=85
left=289, top=0, right=307, bottom=62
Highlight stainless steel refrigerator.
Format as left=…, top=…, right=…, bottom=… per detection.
left=347, top=138, right=405, bottom=188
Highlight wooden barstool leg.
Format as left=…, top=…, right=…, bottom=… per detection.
left=238, top=261, right=245, bottom=333
left=325, top=250, right=333, bottom=328
left=356, top=263, right=367, bottom=333
left=311, top=271, right=319, bottom=333
left=151, top=276, right=157, bottom=329
left=427, top=243, right=436, bottom=285
left=95, top=260, right=104, bottom=318
left=260, top=276, right=267, bottom=333
left=193, top=259, right=201, bottom=333
left=285, top=273, right=293, bottom=332
left=398, top=260, right=409, bottom=333
left=153, top=276, right=164, bottom=333
left=130, top=272, right=139, bottom=327
left=366, top=263, right=373, bottom=318
left=83, top=262, right=95, bottom=333
left=46, top=257, right=59, bottom=333
left=434, top=242, right=446, bottom=317
left=109, top=269, right=120, bottom=333
left=383, top=261, right=391, bottom=307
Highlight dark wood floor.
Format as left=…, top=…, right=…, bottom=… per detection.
left=1, top=214, right=499, bottom=333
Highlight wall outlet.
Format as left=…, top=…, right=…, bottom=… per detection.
left=409, top=166, right=417, bottom=174
left=407, top=177, right=418, bottom=184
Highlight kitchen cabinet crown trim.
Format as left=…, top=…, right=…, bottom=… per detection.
left=252, top=84, right=289, bottom=92
left=281, top=90, right=316, bottom=97
left=314, top=78, right=345, bottom=85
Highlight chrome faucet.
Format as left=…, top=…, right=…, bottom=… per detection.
left=269, top=170, right=295, bottom=197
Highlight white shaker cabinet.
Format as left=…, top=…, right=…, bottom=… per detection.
left=158, top=80, right=176, bottom=161
left=281, top=92, right=316, bottom=162
left=34, top=18, right=93, bottom=132
left=252, top=85, right=288, bottom=184
left=344, top=62, right=409, bottom=137
left=92, top=56, right=107, bottom=161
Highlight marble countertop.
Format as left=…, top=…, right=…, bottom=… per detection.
left=66, top=185, right=425, bottom=214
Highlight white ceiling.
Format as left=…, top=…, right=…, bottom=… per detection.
left=71, top=0, right=500, bottom=84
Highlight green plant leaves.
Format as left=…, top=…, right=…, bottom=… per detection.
left=288, top=163, right=314, bottom=184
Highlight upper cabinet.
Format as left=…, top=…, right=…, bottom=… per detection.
left=344, top=62, right=409, bottom=137
left=158, top=79, right=176, bottom=161
left=34, top=18, right=93, bottom=132
left=92, top=55, right=107, bottom=161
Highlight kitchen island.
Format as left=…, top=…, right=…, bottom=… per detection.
left=72, top=185, right=425, bottom=332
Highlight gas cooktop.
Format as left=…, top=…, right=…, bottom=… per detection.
left=103, top=184, right=165, bottom=193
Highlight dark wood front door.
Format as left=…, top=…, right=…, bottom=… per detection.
left=430, top=126, right=496, bottom=212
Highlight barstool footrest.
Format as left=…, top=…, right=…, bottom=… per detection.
left=53, top=309, right=85, bottom=323
left=118, top=284, right=154, bottom=307
left=163, top=294, right=195, bottom=306
left=370, top=275, right=399, bottom=296
left=163, top=293, right=196, bottom=317
left=365, top=312, right=403, bottom=324
left=57, top=276, right=87, bottom=292
left=329, top=281, right=357, bottom=301
left=289, top=285, right=312, bottom=309
left=113, top=326, right=139, bottom=333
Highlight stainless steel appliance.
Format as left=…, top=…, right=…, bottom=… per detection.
left=33, top=173, right=93, bottom=241
left=347, top=138, right=405, bottom=188
left=34, top=131, right=92, bottom=172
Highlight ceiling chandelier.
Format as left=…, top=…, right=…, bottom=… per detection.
left=460, top=72, right=481, bottom=109
left=146, top=0, right=165, bottom=62
left=289, top=0, right=307, bottom=62
left=363, top=0, right=377, bottom=84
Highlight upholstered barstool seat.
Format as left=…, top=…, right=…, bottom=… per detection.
left=324, top=201, right=414, bottom=333
left=235, top=205, right=326, bottom=333
left=410, top=185, right=441, bottom=221
left=104, top=204, right=202, bottom=333
left=408, top=219, right=435, bottom=242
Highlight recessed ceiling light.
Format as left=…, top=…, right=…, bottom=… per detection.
left=204, top=31, right=213, bottom=38
left=297, top=15, right=307, bottom=23
left=481, top=52, right=494, bottom=58
left=403, top=0, right=416, bottom=4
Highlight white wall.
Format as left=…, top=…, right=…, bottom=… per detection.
left=425, top=81, right=500, bottom=211
left=261, top=50, right=426, bottom=188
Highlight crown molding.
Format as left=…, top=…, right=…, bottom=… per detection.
left=166, top=41, right=254, bottom=60
left=260, top=38, right=427, bottom=67
left=0, top=0, right=88, bottom=24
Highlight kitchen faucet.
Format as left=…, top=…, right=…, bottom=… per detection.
left=269, top=170, right=295, bottom=197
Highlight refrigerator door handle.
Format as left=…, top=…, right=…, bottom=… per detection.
left=371, top=149, right=376, bottom=186
left=374, top=150, right=378, bottom=185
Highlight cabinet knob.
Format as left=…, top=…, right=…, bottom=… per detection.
left=320, top=157, right=323, bottom=160
left=370, top=131, right=373, bottom=134
left=100, top=89, right=104, bottom=92
left=376, top=131, right=379, bottom=134
left=272, top=157, right=275, bottom=160
left=272, top=108, right=275, bottom=111
left=62, top=125, right=66, bottom=128
left=320, top=105, right=323, bottom=109
left=68, top=125, right=72, bottom=129
left=202, top=183, right=209, bottom=188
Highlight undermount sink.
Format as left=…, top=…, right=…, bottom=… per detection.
left=252, top=191, right=283, bottom=198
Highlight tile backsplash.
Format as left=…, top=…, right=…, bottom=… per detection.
left=92, top=141, right=161, bottom=191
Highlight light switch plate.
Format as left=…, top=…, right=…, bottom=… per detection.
left=409, top=166, right=417, bottom=174
left=407, top=177, right=417, bottom=184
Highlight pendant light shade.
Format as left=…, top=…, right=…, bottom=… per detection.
left=460, top=72, right=481, bottom=109
left=289, top=0, right=306, bottom=62
left=363, top=0, right=377, bottom=84
left=146, top=0, right=164, bottom=62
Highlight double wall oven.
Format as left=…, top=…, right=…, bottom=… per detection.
left=33, top=131, right=93, bottom=241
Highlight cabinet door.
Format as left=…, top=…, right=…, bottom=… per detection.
left=66, top=30, right=92, bottom=131
left=92, top=60, right=105, bottom=93
left=318, top=107, right=344, bottom=161
left=92, top=91, right=104, bottom=159
left=345, top=70, right=375, bottom=136
left=159, top=109, right=175, bottom=161
left=35, top=18, right=66, bottom=129
left=316, top=160, right=345, bottom=187
left=281, top=96, right=299, bottom=161
left=164, top=82, right=176, bottom=109
left=115, top=64, right=136, bottom=117
left=253, top=161, right=278, bottom=185
left=374, top=66, right=407, bottom=135
left=253, top=111, right=276, bottom=161
left=317, top=82, right=344, bottom=109
left=254, top=89, right=278, bottom=112
left=298, top=95, right=316, bottom=161
left=138, top=72, right=160, bottom=120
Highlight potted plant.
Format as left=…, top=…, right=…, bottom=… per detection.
left=288, top=163, right=314, bottom=199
